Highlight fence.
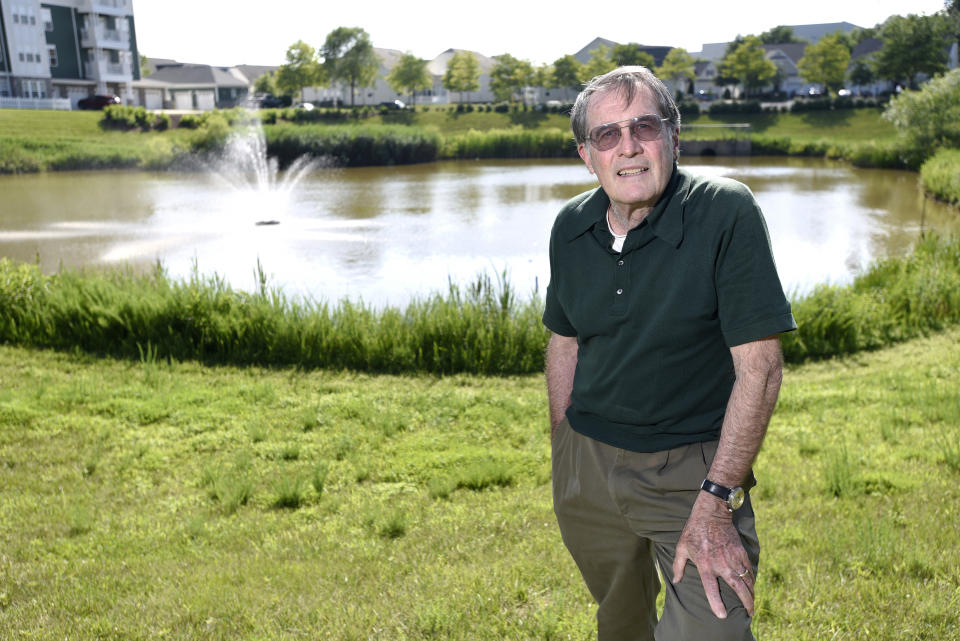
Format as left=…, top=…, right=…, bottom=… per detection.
left=0, top=97, right=72, bottom=110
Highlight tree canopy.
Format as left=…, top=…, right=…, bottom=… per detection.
left=581, top=45, right=617, bottom=81
left=442, top=51, right=480, bottom=103
left=552, top=54, right=584, bottom=89
left=386, top=53, right=431, bottom=105
left=797, top=34, right=852, bottom=94
left=611, top=43, right=656, bottom=68
left=656, top=48, right=696, bottom=91
left=874, top=13, right=949, bottom=89
left=321, top=27, right=380, bottom=106
left=275, top=40, right=324, bottom=100
left=721, top=35, right=777, bottom=96
left=759, top=25, right=805, bottom=44
left=489, top=53, right=534, bottom=102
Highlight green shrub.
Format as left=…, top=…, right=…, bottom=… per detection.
left=265, top=123, right=440, bottom=166
left=709, top=100, right=762, bottom=115
left=883, top=69, right=960, bottom=165
left=920, top=148, right=960, bottom=205
left=440, top=127, right=575, bottom=159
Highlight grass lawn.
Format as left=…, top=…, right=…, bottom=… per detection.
left=0, top=326, right=958, bottom=639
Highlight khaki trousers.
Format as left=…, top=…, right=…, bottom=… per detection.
left=552, top=419, right=760, bottom=641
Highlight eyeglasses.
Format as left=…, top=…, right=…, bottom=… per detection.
left=587, top=114, right=668, bottom=151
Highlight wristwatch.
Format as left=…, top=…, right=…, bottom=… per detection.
left=700, top=479, right=745, bottom=512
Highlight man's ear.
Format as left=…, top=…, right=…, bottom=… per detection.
left=578, top=143, right=594, bottom=174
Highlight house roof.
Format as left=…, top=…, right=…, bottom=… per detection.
left=763, top=43, right=808, bottom=66
left=145, top=64, right=248, bottom=88
left=851, top=37, right=883, bottom=60
left=426, top=48, right=496, bottom=76
left=784, top=21, right=862, bottom=43
left=573, top=37, right=620, bottom=64
left=232, top=64, right=279, bottom=84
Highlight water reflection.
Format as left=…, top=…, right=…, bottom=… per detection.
left=0, top=157, right=957, bottom=307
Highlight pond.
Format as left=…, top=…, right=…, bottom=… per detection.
left=1, top=157, right=957, bottom=307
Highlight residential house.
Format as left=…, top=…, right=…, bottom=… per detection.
left=762, top=43, right=810, bottom=96
left=0, top=0, right=140, bottom=109
left=138, top=61, right=248, bottom=109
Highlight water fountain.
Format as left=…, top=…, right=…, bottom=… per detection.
left=207, top=118, right=319, bottom=226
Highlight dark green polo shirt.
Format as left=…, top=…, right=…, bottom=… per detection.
left=543, top=165, right=796, bottom=453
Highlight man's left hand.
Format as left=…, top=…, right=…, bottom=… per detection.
left=671, top=492, right=755, bottom=619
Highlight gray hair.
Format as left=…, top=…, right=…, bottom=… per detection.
left=570, top=66, right=681, bottom=145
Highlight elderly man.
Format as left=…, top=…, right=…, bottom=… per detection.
left=543, top=66, right=796, bottom=641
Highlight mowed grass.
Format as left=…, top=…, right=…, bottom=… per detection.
left=1, top=326, right=959, bottom=639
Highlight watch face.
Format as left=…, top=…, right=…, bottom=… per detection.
left=729, top=487, right=745, bottom=510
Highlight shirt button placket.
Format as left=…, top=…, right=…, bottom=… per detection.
left=611, top=254, right=629, bottom=315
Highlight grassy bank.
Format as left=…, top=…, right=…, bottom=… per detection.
left=1, top=235, right=959, bottom=374
left=0, top=106, right=900, bottom=173
left=0, top=324, right=957, bottom=639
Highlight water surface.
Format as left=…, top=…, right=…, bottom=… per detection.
left=1, top=157, right=957, bottom=306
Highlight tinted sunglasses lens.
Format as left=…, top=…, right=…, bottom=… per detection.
left=629, top=116, right=662, bottom=141
left=590, top=125, right=621, bottom=151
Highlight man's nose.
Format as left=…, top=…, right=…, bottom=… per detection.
left=618, top=127, right=641, bottom=155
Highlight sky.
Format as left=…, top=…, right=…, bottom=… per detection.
left=134, top=0, right=948, bottom=68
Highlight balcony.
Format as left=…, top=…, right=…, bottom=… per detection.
left=84, top=60, right=131, bottom=80
left=80, top=26, right=129, bottom=49
left=91, top=0, right=132, bottom=15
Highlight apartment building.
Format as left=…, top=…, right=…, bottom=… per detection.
left=0, top=0, right=139, bottom=108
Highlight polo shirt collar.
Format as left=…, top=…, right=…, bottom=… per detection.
left=563, top=163, right=688, bottom=248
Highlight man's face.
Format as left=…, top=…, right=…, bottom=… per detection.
left=577, top=87, right=678, bottom=214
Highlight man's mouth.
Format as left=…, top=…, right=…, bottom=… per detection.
left=617, top=168, right=648, bottom=176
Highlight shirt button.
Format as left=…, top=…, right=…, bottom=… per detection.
left=616, top=288, right=623, bottom=295
left=617, top=260, right=624, bottom=266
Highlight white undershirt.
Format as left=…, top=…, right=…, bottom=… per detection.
left=607, top=210, right=627, bottom=252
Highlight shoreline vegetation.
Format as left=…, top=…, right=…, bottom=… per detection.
left=1, top=101, right=958, bottom=206
left=1, top=234, right=958, bottom=375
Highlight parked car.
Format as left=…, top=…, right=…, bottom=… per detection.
left=293, top=102, right=315, bottom=111
left=378, top=100, right=406, bottom=110
left=259, top=94, right=288, bottom=109
left=77, top=94, right=121, bottom=110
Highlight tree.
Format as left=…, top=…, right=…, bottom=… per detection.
left=944, top=0, right=960, bottom=52
left=321, top=27, right=380, bottom=106
left=533, top=63, right=554, bottom=90
left=721, top=35, right=777, bottom=97
left=581, top=44, right=616, bottom=81
left=489, top=53, right=535, bottom=103
left=552, top=54, right=584, bottom=90
left=797, top=34, right=851, bottom=95
left=847, top=59, right=876, bottom=91
left=386, top=52, right=431, bottom=106
left=656, top=48, right=696, bottom=94
left=139, top=54, right=151, bottom=78
left=253, top=71, right=278, bottom=96
left=275, top=40, right=324, bottom=101
left=874, top=13, right=949, bottom=89
left=759, top=25, right=804, bottom=44
left=442, top=51, right=480, bottom=103
left=611, top=43, right=656, bottom=68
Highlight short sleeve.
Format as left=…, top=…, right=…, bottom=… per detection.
left=714, top=188, right=796, bottom=347
left=542, top=223, right=578, bottom=337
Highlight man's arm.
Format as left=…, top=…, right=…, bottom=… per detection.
left=546, top=332, right=578, bottom=439
left=671, top=335, right=784, bottom=618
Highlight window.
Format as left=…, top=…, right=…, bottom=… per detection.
left=42, top=8, right=53, bottom=31
left=26, top=53, right=34, bottom=63
left=48, top=46, right=58, bottom=68
left=12, top=14, right=19, bottom=24
left=19, top=53, right=25, bottom=62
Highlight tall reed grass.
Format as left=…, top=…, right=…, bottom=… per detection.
left=1, top=236, right=958, bottom=372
